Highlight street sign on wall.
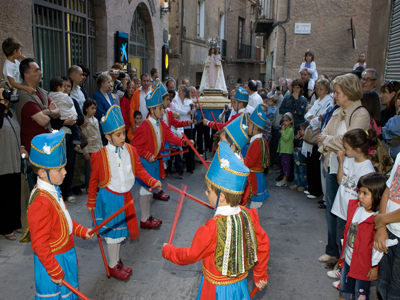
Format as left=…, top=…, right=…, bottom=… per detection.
left=294, top=23, right=311, bottom=35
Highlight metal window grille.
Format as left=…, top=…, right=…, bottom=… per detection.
left=385, top=0, right=400, bottom=81
left=32, top=0, right=96, bottom=93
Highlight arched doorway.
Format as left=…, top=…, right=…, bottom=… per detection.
left=129, top=3, right=149, bottom=76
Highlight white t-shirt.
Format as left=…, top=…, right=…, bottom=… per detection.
left=172, top=97, right=194, bottom=129
left=248, top=92, right=263, bottom=109
left=386, top=153, right=400, bottom=237
left=70, top=85, right=86, bottom=111
left=344, top=206, right=375, bottom=265
left=331, top=157, right=375, bottom=220
left=3, top=59, right=22, bottom=94
left=138, top=87, right=152, bottom=121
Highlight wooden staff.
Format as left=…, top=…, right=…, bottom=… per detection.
left=62, top=280, right=90, bottom=300
left=168, top=184, right=187, bottom=244
left=88, top=200, right=134, bottom=235
left=167, top=183, right=214, bottom=210
left=155, top=149, right=188, bottom=160
left=210, top=111, right=218, bottom=123
left=91, top=211, right=110, bottom=278
left=194, top=90, right=204, bottom=119
left=250, top=287, right=258, bottom=298
left=181, top=132, right=209, bottom=169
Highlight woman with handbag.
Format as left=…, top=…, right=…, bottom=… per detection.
left=316, top=74, right=370, bottom=264
left=303, top=78, right=333, bottom=200
left=0, top=86, right=28, bottom=240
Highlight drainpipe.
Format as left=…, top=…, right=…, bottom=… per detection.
left=180, top=0, right=184, bottom=56
left=272, top=0, right=290, bottom=77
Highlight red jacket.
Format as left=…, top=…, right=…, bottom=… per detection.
left=28, top=189, right=89, bottom=280
left=87, top=144, right=158, bottom=207
left=339, top=199, right=378, bottom=281
left=131, top=119, right=187, bottom=160
left=162, top=207, right=269, bottom=300
left=120, top=95, right=131, bottom=131
left=241, top=137, right=269, bottom=205
left=207, top=112, right=241, bottom=132
left=164, top=109, right=190, bottom=128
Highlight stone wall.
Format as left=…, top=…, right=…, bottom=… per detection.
left=0, top=0, right=34, bottom=79
left=366, top=0, right=393, bottom=84
left=268, top=0, right=373, bottom=81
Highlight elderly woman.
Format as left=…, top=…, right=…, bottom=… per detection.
left=92, top=72, right=115, bottom=145
left=0, top=86, right=28, bottom=240
left=316, top=73, right=370, bottom=263
left=173, top=85, right=196, bottom=173
left=303, top=78, right=333, bottom=199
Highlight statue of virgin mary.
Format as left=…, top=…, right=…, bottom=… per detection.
left=199, top=38, right=227, bottom=92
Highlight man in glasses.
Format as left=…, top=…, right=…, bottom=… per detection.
left=361, top=68, right=379, bottom=93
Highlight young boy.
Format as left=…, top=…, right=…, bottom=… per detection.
left=132, top=83, right=194, bottom=227
left=162, top=141, right=269, bottom=299
left=203, top=86, right=254, bottom=132
left=48, top=77, right=81, bottom=151
left=374, top=152, right=400, bottom=299
left=87, top=105, right=162, bottom=280
left=22, top=130, right=93, bottom=298
left=290, top=121, right=308, bottom=192
left=127, top=110, right=143, bottom=141
left=2, top=37, right=34, bottom=94
left=219, top=113, right=249, bottom=157
left=243, top=104, right=270, bottom=208
left=265, top=94, right=278, bottom=122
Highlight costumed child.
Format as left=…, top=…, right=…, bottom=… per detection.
left=244, top=104, right=270, bottom=208
left=22, top=130, right=94, bottom=299
left=162, top=141, right=270, bottom=300
left=202, top=86, right=254, bottom=132
left=276, top=112, right=294, bottom=187
left=218, top=114, right=251, bottom=205
left=131, top=82, right=194, bottom=228
left=87, top=105, right=162, bottom=280
left=336, top=172, right=386, bottom=300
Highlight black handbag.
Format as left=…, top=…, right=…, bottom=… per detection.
left=78, top=126, right=88, bottom=150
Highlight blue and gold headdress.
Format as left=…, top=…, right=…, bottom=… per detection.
left=249, top=104, right=268, bottom=129
left=234, top=86, right=249, bottom=103
left=205, top=141, right=249, bottom=195
left=30, top=130, right=67, bottom=169
left=100, top=105, right=125, bottom=135
left=222, top=114, right=249, bottom=151
left=145, top=83, right=163, bottom=109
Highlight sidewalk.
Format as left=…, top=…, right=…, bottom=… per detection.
left=0, top=166, right=378, bottom=299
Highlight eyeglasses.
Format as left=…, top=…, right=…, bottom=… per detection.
left=361, top=77, right=377, bottom=82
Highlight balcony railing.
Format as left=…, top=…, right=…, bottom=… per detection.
left=237, top=43, right=261, bottom=61
left=221, top=39, right=227, bottom=58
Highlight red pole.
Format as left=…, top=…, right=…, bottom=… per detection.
left=181, top=133, right=209, bottom=169
left=155, top=149, right=188, bottom=160
left=250, top=287, right=258, bottom=298
left=210, top=111, right=217, bottom=124
left=167, top=184, right=214, bottom=210
left=62, top=280, right=90, bottom=300
left=91, top=211, right=110, bottom=278
left=89, top=200, right=134, bottom=235
left=168, top=184, right=187, bottom=244
left=194, top=90, right=204, bottom=119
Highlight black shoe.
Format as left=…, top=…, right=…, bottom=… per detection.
left=317, top=200, right=324, bottom=204
left=318, top=204, right=327, bottom=209
left=72, top=185, right=83, bottom=196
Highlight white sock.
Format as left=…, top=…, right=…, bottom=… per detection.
left=107, top=243, right=119, bottom=268
left=140, top=195, right=151, bottom=222
left=116, top=243, right=121, bottom=263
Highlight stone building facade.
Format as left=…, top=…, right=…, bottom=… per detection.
left=167, top=0, right=264, bottom=90
left=259, top=0, right=373, bottom=83
left=0, top=0, right=169, bottom=94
